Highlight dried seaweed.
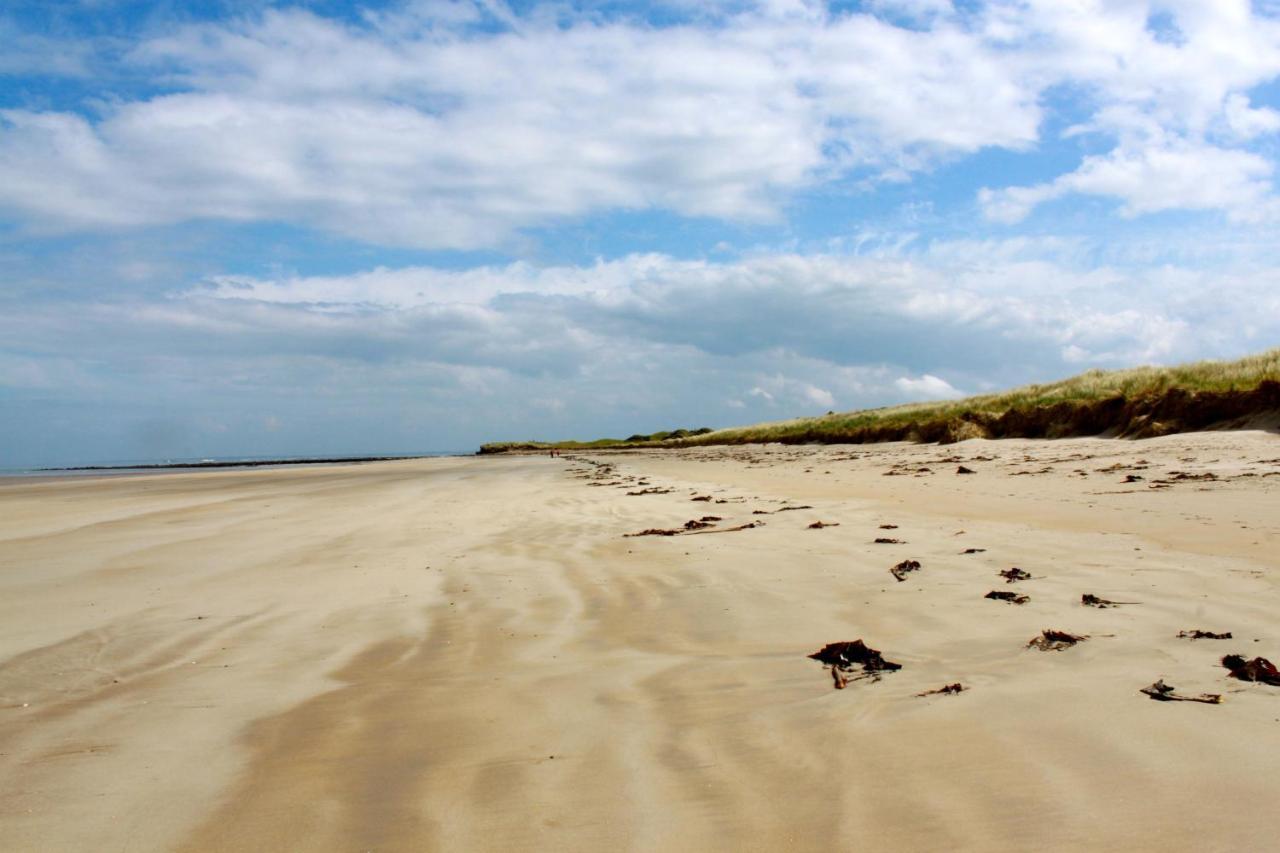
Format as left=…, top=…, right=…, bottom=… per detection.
left=1082, top=593, right=1139, bottom=608
left=890, top=559, right=920, bottom=582
left=809, top=640, right=901, bottom=688
left=1222, top=655, right=1280, bottom=686
left=999, top=568, right=1032, bottom=583
left=985, top=590, right=1029, bottom=605
left=917, top=683, right=966, bottom=697
left=1177, top=630, right=1232, bottom=640
left=1028, top=629, right=1087, bottom=651
left=808, top=521, right=839, bottom=529
left=874, top=537, right=904, bottom=544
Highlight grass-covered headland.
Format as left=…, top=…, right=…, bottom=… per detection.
left=479, top=348, right=1280, bottom=454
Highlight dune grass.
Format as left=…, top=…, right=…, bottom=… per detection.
left=478, top=347, right=1280, bottom=453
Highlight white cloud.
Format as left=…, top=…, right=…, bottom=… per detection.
left=7, top=233, right=1280, bottom=463
left=803, top=383, right=836, bottom=408
left=1223, top=93, right=1280, bottom=140
left=977, top=0, right=1280, bottom=222
left=4, top=2, right=1278, bottom=245
left=0, top=3, right=1043, bottom=247
left=170, top=243, right=1280, bottom=390
left=894, top=373, right=962, bottom=399
left=982, top=140, right=1276, bottom=223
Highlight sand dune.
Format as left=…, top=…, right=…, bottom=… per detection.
left=2, top=434, right=1278, bottom=851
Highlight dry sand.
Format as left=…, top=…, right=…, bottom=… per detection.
left=2, top=433, right=1279, bottom=852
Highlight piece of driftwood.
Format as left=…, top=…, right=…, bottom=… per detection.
left=985, top=590, right=1029, bottom=605
left=999, top=568, right=1032, bottom=583
left=808, top=521, right=839, bottom=529
left=1222, top=655, right=1280, bottom=686
left=1177, top=630, right=1232, bottom=640
left=1028, top=630, right=1087, bottom=651
left=1140, top=680, right=1222, bottom=704
left=890, top=559, right=921, bottom=582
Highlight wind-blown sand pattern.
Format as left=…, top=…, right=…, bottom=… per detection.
left=2, top=433, right=1279, bottom=851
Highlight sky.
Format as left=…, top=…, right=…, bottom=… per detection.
left=3, top=0, right=1280, bottom=466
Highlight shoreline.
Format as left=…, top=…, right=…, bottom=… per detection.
left=0, top=453, right=467, bottom=481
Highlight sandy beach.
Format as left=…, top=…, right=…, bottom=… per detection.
left=2, top=433, right=1278, bottom=852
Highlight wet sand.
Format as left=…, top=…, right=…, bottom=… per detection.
left=2, top=433, right=1278, bottom=851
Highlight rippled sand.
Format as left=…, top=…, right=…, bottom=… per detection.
left=2, top=433, right=1278, bottom=851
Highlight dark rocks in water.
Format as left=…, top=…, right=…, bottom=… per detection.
left=809, top=640, right=902, bottom=687
left=918, top=683, right=966, bottom=697
left=808, top=521, right=839, bottom=529
left=1028, top=630, right=1087, bottom=651
left=956, top=465, right=976, bottom=474
left=985, top=590, right=1029, bottom=605
left=874, top=537, right=905, bottom=544
left=890, top=559, right=920, bottom=582
left=1222, top=655, right=1280, bottom=686
left=1177, top=630, right=1232, bottom=640
left=999, top=567, right=1032, bottom=583
left=1140, top=680, right=1221, bottom=704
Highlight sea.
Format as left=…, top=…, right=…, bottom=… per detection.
left=0, top=451, right=470, bottom=479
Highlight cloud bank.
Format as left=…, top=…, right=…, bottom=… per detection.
left=2, top=0, right=1279, bottom=465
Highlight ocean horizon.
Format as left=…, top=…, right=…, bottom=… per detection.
left=0, top=450, right=472, bottom=478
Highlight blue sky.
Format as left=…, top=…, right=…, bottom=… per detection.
left=3, top=0, right=1280, bottom=466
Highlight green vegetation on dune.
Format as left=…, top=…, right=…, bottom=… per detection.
left=478, top=348, right=1280, bottom=453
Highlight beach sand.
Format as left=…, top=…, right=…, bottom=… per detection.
left=2, top=433, right=1278, bottom=851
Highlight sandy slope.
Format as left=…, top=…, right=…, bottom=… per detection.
left=1, top=434, right=1278, bottom=852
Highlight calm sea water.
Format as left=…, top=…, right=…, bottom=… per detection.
left=0, top=451, right=469, bottom=479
